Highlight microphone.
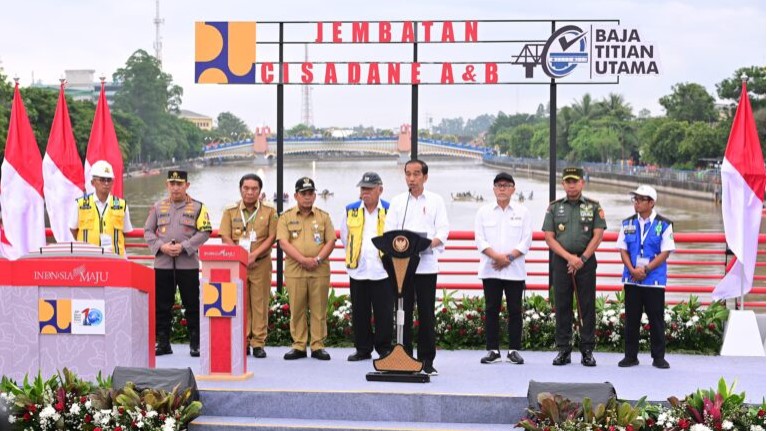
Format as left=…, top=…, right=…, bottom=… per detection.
left=400, top=187, right=412, bottom=230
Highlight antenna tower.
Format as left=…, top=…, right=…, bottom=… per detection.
left=300, top=44, right=314, bottom=126
left=153, top=0, right=165, bottom=67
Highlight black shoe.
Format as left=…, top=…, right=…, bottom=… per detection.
left=155, top=343, right=173, bottom=356
left=618, top=357, right=639, bottom=367
left=377, top=348, right=392, bottom=358
left=347, top=351, right=372, bottom=361
left=581, top=350, right=597, bottom=367
left=423, top=362, right=438, bottom=376
left=507, top=350, right=525, bottom=365
left=552, top=348, right=572, bottom=366
left=252, top=347, right=267, bottom=358
left=283, top=349, right=307, bottom=360
left=246, top=345, right=252, bottom=356
left=311, top=349, right=331, bottom=360
left=480, top=351, right=502, bottom=364
left=652, top=358, right=670, bottom=369
left=189, top=346, right=200, bottom=357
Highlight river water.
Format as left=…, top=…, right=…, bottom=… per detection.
left=124, top=159, right=726, bottom=233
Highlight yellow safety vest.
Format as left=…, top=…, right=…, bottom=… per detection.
left=344, top=201, right=388, bottom=269
left=76, top=194, right=127, bottom=256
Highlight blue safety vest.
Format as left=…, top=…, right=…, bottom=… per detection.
left=621, top=214, right=672, bottom=287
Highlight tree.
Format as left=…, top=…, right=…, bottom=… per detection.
left=641, top=119, right=688, bottom=166
left=658, top=83, right=717, bottom=123
left=595, top=93, right=633, bottom=121
left=215, top=112, right=251, bottom=140
left=287, top=123, right=313, bottom=137
left=463, top=113, right=496, bottom=137
left=677, top=122, right=727, bottom=168
left=568, top=125, right=621, bottom=163
left=112, top=49, right=194, bottom=161
left=433, top=117, right=464, bottom=136
left=715, top=66, right=766, bottom=111
left=0, top=71, right=13, bottom=156
left=571, top=93, right=596, bottom=121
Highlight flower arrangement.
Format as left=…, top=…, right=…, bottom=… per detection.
left=643, top=378, right=766, bottom=431
left=0, top=369, right=201, bottom=431
left=515, top=378, right=766, bottom=431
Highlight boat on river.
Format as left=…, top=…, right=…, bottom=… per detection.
left=451, top=191, right=483, bottom=202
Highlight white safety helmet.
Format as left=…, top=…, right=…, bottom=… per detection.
left=630, top=185, right=657, bottom=202
left=90, top=160, right=115, bottom=179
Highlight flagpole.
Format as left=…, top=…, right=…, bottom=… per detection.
left=738, top=74, right=748, bottom=311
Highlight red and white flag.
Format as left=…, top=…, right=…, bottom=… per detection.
left=0, top=82, right=46, bottom=260
left=43, top=81, right=85, bottom=242
left=712, top=81, right=766, bottom=300
left=85, top=80, right=123, bottom=197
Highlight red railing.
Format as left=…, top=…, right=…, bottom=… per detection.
left=50, top=229, right=767, bottom=309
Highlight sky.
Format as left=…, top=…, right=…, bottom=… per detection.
left=0, top=0, right=764, bottom=130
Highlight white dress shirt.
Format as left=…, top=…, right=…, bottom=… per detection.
left=474, top=201, right=533, bottom=280
left=384, top=189, right=450, bottom=274
left=340, top=200, right=389, bottom=281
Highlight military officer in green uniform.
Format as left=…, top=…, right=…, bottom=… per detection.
left=542, top=167, right=606, bottom=367
left=144, top=170, right=212, bottom=357
left=276, top=177, right=336, bottom=361
left=220, top=173, right=278, bottom=358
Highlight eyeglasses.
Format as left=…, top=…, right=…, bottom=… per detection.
left=94, top=177, right=113, bottom=183
left=493, top=183, right=514, bottom=190
left=631, top=196, right=652, bottom=203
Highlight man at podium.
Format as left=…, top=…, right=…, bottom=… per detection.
left=384, top=160, right=449, bottom=376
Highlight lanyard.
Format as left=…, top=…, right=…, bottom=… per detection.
left=638, top=218, right=653, bottom=256
left=240, top=204, right=260, bottom=235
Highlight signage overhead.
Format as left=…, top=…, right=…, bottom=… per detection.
left=194, top=20, right=658, bottom=85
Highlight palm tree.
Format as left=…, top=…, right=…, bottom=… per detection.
left=571, top=94, right=595, bottom=121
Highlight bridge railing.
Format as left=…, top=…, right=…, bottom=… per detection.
left=60, top=228, right=766, bottom=310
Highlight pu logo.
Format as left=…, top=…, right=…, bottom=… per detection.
left=203, top=282, right=237, bottom=317
left=195, top=21, right=256, bottom=84
left=39, top=299, right=72, bottom=334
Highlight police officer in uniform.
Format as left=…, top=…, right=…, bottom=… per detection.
left=617, top=185, right=674, bottom=369
left=144, top=170, right=212, bottom=357
left=277, top=177, right=336, bottom=361
left=340, top=172, right=393, bottom=361
left=220, top=173, right=278, bottom=358
left=70, top=160, right=133, bottom=256
left=542, top=167, right=606, bottom=367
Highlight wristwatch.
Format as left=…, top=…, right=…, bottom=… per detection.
left=580, top=255, right=589, bottom=263
left=315, top=256, right=323, bottom=265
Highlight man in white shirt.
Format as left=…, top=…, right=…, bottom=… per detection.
left=384, top=159, right=449, bottom=376
left=475, top=172, right=533, bottom=365
left=340, top=172, right=393, bottom=362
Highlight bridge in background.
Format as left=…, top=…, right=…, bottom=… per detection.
left=202, top=125, right=491, bottom=161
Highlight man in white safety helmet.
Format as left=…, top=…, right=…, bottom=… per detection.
left=70, top=160, right=133, bottom=256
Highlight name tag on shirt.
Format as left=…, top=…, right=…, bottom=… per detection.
left=240, top=231, right=256, bottom=252
left=100, top=234, right=114, bottom=252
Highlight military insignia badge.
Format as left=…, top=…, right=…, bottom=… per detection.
left=558, top=223, right=565, bottom=232
left=392, top=235, right=409, bottom=253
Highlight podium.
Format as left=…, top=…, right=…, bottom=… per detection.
left=0, top=246, right=155, bottom=382
left=368, top=230, right=432, bottom=383
left=197, top=245, right=252, bottom=380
